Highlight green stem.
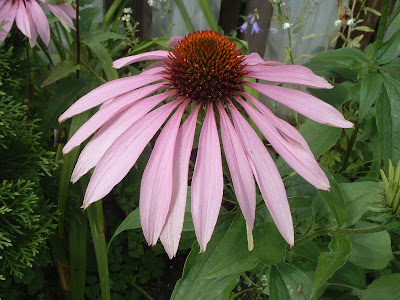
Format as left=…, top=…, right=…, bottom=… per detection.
left=374, top=0, right=391, bottom=53
left=175, top=0, right=194, bottom=32
left=294, top=219, right=395, bottom=247
left=104, top=0, right=124, bottom=26
left=87, top=201, right=110, bottom=300
left=340, top=122, right=360, bottom=173
left=132, top=282, right=154, bottom=300
left=287, top=29, right=295, bottom=64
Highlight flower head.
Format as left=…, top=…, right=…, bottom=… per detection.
left=334, top=19, right=342, bottom=27
left=239, top=21, right=248, bottom=33
left=123, top=7, right=133, bottom=14
left=282, top=22, right=291, bottom=30
left=59, top=31, right=353, bottom=258
left=251, top=21, right=262, bottom=34
left=0, top=0, right=75, bottom=47
left=121, top=14, right=131, bottom=22
left=346, top=18, right=355, bottom=26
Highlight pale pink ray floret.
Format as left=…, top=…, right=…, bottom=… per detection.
left=0, top=0, right=75, bottom=47
left=59, top=31, right=353, bottom=258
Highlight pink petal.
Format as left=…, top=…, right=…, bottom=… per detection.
left=241, top=91, right=313, bottom=156
left=140, top=101, right=189, bottom=246
left=243, top=53, right=283, bottom=66
left=140, top=66, right=166, bottom=76
left=82, top=99, right=182, bottom=208
left=245, top=65, right=333, bottom=89
left=46, top=4, right=75, bottom=30
left=217, top=103, right=256, bottom=228
left=168, top=36, right=182, bottom=47
left=191, top=104, right=223, bottom=252
left=146, top=60, right=166, bottom=70
left=113, top=50, right=170, bottom=69
left=160, top=105, right=200, bottom=258
left=63, top=82, right=165, bottom=154
left=246, top=82, right=354, bottom=128
left=57, top=4, right=75, bottom=18
left=71, top=91, right=175, bottom=183
left=58, top=73, right=165, bottom=122
left=229, top=103, right=294, bottom=246
left=26, top=1, right=50, bottom=46
left=0, top=1, right=17, bottom=43
left=237, top=97, right=330, bottom=190
left=15, top=1, right=31, bottom=38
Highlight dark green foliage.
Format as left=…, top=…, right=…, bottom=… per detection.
left=0, top=96, right=57, bottom=283
left=0, top=180, right=56, bottom=278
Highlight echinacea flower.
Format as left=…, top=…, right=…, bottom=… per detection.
left=59, top=31, right=353, bottom=258
left=0, top=0, right=75, bottom=47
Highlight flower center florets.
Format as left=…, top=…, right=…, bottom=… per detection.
left=165, top=31, right=247, bottom=104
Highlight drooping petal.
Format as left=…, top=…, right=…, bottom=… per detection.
left=82, top=99, right=182, bottom=208
left=113, top=50, right=170, bottom=69
left=243, top=53, right=283, bottom=66
left=71, top=91, right=175, bottom=182
left=57, top=3, right=75, bottom=18
left=237, top=97, right=330, bottom=190
left=26, top=1, right=50, bottom=46
left=140, top=101, right=189, bottom=246
left=245, top=64, right=333, bottom=89
left=0, top=1, right=17, bottom=43
left=59, top=74, right=165, bottom=122
left=191, top=104, right=223, bottom=252
left=229, top=103, right=294, bottom=246
left=46, top=4, right=75, bottom=30
left=241, top=91, right=313, bottom=156
left=217, top=103, right=256, bottom=228
left=140, top=66, right=166, bottom=76
left=246, top=82, right=354, bottom=128
left=63, top=82, right=165, bottom=154
left=15, top=1, right=31, bottom=38
left=160, top=105, right=200, bottom=258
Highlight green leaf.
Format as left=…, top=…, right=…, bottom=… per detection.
left=204, top=218, right=286, bottom=278
left=339, top=181, right=382, bottom=227
left=312, top=235, right=352, bottom=295
left=359, top=72, right=383, bottom=121
left=376, top=76, right=400, bottom=163
left=171, top=214, right=241, bottom=300
left=361, top=274, right=400, bottom=300
left=41, top=59, right=80, bottom=87
left=81, top=24, right=126, bottom=44
left=269, top=263, right=313, bottom=300
left=197, top=0, right=219, bottom=32
left=376, top=30, right=400, bottom=65
left=304, top=48, right=370, bottom=80
left=348, top=226, right=394, bottom=270
left=87, top=201, right=110, bottom=300
left=318, top=170, right=345, bottom=227
left=108, top=208, right=140, bottom=252
left=354, top=26, right=375, bottom=32
left=128, top=37, right=170, bottom=55
left=85, top=41, right=118, bottom=81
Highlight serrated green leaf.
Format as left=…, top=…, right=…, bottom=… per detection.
left=348, top=225, right=393, bottom=270
left=339, top=181, right=382, bottom=227
left=359, top=72, right=383, bottom=120
left=318, top=170, right=346, bottom=227
left=270, top=263, right=313, bottom=300
left=204, top=218, right=286, bottom=278
left=41, top=59, right=80, bottom=87
left=312, top=235, right=352, bottom=295
left=361, top=274, right=400, bottom=300
left=171, top=214, right=241, bottom=300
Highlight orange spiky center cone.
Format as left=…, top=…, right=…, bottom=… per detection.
left=165, top=31, right=247, bottom=104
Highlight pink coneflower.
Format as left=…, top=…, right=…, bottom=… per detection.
left=59, top=31, right=353, bottom=258
left=0, top=0, right=75, bottom=47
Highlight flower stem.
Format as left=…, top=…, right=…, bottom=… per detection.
left=340, top=122, right=360, bottom=173
left=294, top=219, right=395, bottom=247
